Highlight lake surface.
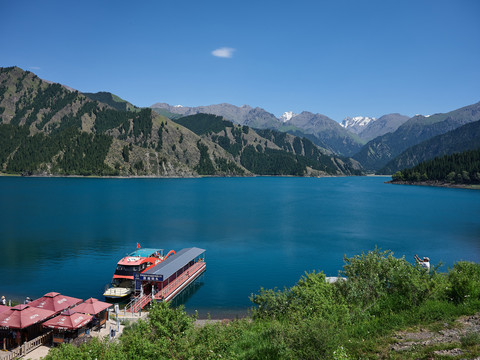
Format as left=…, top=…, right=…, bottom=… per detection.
left=1, top=176, right=479, bottom=318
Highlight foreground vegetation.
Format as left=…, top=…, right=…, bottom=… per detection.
left=46, top=249, right=480, bottom=359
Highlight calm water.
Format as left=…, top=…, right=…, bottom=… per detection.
left=1, top=176, right=479, bottom=318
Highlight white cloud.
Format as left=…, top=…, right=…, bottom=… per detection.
left=211, top=47, right=235, bottom=58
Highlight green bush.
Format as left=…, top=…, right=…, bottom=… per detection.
left=337, top=248, right=431, bottom=313
left=447, top=261, right=480, bottom=303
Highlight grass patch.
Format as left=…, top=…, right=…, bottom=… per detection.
left=461, top=331, right=480, bottom=347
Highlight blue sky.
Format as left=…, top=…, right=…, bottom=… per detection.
left=2, top=0, right=479, bottom=122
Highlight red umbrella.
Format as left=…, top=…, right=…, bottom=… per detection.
left=0, top=305, right=9, bottom=314
left=71, top=298, right=112, bottom=315
left=42, top=309, right=92, bottom=330
left=0, top=304, right=55, bottom=329
left=28, top=292, right=82, bottom=314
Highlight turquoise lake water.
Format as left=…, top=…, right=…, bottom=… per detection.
left=1, top=176, right=479, bottom=318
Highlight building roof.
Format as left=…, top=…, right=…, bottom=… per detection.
left=142, top=247, right=205, bottom=281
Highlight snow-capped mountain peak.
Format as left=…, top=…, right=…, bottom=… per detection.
left=415, top=114, right=431, bottom=118
left=341, top=116, right=376, bottom=129
left=280, top=111, right=297, bottom=122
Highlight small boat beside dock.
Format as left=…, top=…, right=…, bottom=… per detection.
left=103, top=247, right=175, bottom=300
left=126, top=247, right=206, bottom=313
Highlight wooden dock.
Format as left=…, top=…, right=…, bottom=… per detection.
left=127, top=260, right=206, bottom=313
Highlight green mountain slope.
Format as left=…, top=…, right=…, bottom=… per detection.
left=83, top=91, right=138, bottom=112
left=0, top=67, right=237, bottom=176
left=0, top=66, right=362, bottom=177
left=174, top=114, right=363, bottom=176
left=353, top=101, right=480, bottom=171
left=379, top=120, right=480, bottom=174
left=283, top=111, right=365, bottom=157
left=391, top=147, right=480, bottom=185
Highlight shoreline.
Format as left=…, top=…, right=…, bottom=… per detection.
left=386, top=179, right=480, bottom=190
left=0, top=172, right=352, bottom=180
left=2, top=293, right=250, bottom=321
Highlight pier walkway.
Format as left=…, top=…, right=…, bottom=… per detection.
left=126, top=258, right=206, bottom=313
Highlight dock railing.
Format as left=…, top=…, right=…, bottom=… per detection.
left=155, top=260, right=206, bottom=301
left=125, top=297, right=137, bottom=313
left=1, top=331, right=52, bottom=360
left=129, top=294, right=151, bottom=313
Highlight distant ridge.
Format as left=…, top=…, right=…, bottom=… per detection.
left=151, top=102, right=364, bottom=156
left=151, top=102, right=280, bottom=129
left=353, top=101, right=480, bottom=171
left=341, top=114, right=409, bottom=142
left=379, top=120, right=480, bottom=174
left=83, top=92, right=138, bottom=112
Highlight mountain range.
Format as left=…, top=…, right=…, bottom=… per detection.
left=353, top=101, right=480, bottom=171
left=0, top=66, right=361, bottom=177
left=2, top=66, right=479, bottom=178
left=154, top=100, right=480, bottom=175
left=151, top=103, right=412, bottom=157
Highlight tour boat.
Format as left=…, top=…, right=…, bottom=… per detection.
left=103, top=247, right=175, bottom=299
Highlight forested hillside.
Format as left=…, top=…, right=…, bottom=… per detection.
left=391, top=148, right=480, bottom=185
left=0, top=67, right=362, bottom=177
left=380, top=120, right=480, bottom=174
left=174, top=114, right=363, bottom=176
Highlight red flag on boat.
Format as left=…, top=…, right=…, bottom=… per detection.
left=137, top=242, right=141, bottom=249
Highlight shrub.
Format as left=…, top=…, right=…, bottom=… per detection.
left=337, top=248, right=431, bottom=313
left=447, top=261, right=480, bottom=303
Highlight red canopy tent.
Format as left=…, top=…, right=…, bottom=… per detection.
left=28, top=292, right=82, bottom=314
left=0, top=305, right=9, bottom=315
left=0, top=304, right=54, bottom=329
left=70, top=298, right=112, bottom=315
left=42, top=309, right=92, bottom=331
